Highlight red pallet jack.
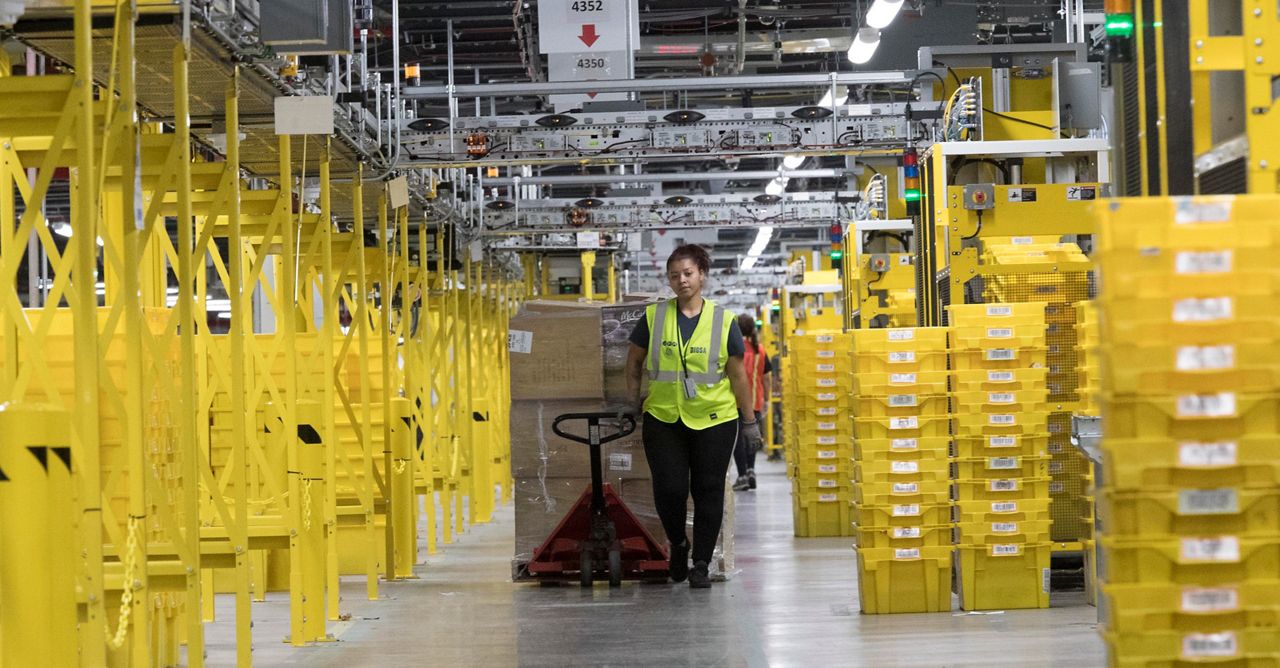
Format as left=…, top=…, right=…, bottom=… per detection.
left=525, top=412, right=670, bottom=587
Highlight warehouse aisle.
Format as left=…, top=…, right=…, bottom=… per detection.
left=205, top=461, right=1105, bottom=667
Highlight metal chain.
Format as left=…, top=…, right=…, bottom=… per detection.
left=394, top=459, right=408, bottom=474
left=106, top=516, right=140, bottom=650
left=302, top=479, right=313, bottom=532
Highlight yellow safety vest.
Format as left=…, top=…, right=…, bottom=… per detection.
left=643, top=299, right=738, bottom=429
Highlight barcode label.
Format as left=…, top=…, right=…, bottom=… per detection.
left=1174, top=200, right=1233, bottom=224
left=817, top=450, right=837, bottom=459
left=818, top=464, right=837, bottom=474
left=892, top=504, right=921, bottom=516
left=1179, top=441, right=1238, bottom=468
left=890, top=373, right=918, bottom=384
left=893, top=527, right=922, bottom=538
left=817, top=407, right=838, bottom=416
left=892, top=483, right=919, bottom=494
left=1011, top=236, right=1035, bottom=245
left=987, top=305, right=1013, bottom=317
left=1181, top=587, right=1239, bottom=613
left=1048, top=421, right=1066, bottom=434
left=817, top=378, right=837, bottom=387
left=818, top=493, right=838, bottom=502
left=990, top=414, right=1017, bottom=425
left=1176, top=392, right=1237, bottom=418
left=817, top=363, right=836, bottom=372
left=1173, top=297, right=1233, bottom=322
left=992, top=522, right=1018, bottom=533
left=889, top=417, right=920, bottom=430
left=891, top=438, right=919, bottom=450
left=816, top=334, right=834, bottom=343
left=987, top=371, right=1014, bottom=382
left=989, top=392, right=1016, bottom=404
left=990, top=436, right=1018, bottom=447
left=991, top=501, right=1018, bottom=513
left=1175, top=250, right=1233, bottom=275
left=988, top=457, right=1019, bottom=470
left=817, top=393, right=837, bottom=401
left=1048, top=443, right=1064, bottom=454
left=991, top=544, right=1022, bottom=556
left=888, top=330, right=915, bottom=341
left=1182, top=632, right=1238, bottom=659
left=1180, top=536, right=1241, bottom=562
left=985, top=348, right=1017, bottom=361
left=889, top=394, right=918, bottom=407
left=894, top=548, right=921, bottom=560
left=817, top=436, right=837, bottom=445
left=817, top=422, right=837, bottom=430
left=990, top=479, right=1019, bottom=492
left=891, top=461, right=919, bottom=473
left=1179, top=488, right=1239, bottom=515
left=889, top=351, right=916, bottom=363
left=817, top=350, right=836, bottom=358
left=1049, top=461, right=1064, bottom=474
left=1049, top=482, right=1066, bottom=494
left=987, top=327, right=1014, bottom=339
left=1177, top=345, right=1236, bottom=371
left=817, top=479, right=838, bottom=488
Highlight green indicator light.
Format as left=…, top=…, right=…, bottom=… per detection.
left=1105, top=13, right=1134, bottom=38
left=830, top=250, right=844, bottom=261
left=904, top=189, right=922, bottom=202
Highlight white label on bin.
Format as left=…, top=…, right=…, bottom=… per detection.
left=991, top=501, right=1018, bottom=513
left=818, top=464, right=838, bottom=474
left=889, top=351, right=916, bottom=363
left=987, top=305, right=1013, bottom=317
left=1174, top=200, right=1233, bottom=224
left=817, top=407, right=838, bottom=416
left=1176, top=250, right=1233, bottom=275
left=1042, top=568, right=1052, bottom=593
left=1049, top=482, right=1065, bottom=493
left=816, top=334, right=834, bottom=343
left=987, top=371, right=1015, bottom=382
left=985, top=348, right=1017, bottom=361
left=992, top=522, right=1018, bottom=534
left=890, top=416, right=920, bottom=430
left=893, top=527, right=922, bottom=539
left=989, top=392, right=1016, bottom=404
left=988, top=457, right=1020, bottom=470
left=1180, top=536, right=1241, bottom=562
left=891, top=373, right=918, bottom=384
left=1048, top=443, right=1065, bottom=454
left=817, top=393, right=838, bottom=401
left=889, top=394, right=918, bottom=407
left=891, top=461, right=920, bottom=474
left=990, top=414, right=1017, bottom=425
left=817, top=363, right=836, bottom=372
left=817, top=450, right=837, bottom=459
left=817, top=436, right=838, bottom=446
left=817, top=421, right=837, bottom=430
left=1176, top=392, right=1237, bottom=418
left=892, top=483, right=919, bottom=494
left=1049, top=421, right=1066, bottom=434
left=608, top=453, right=632, bottom=472
left=989, top=436, right=1018, bottom=448
left=1179, top=488, right=1240, bottom=515
left=818, top=493, right=839, bottom=502
left=817, top=350, right=836, bottom=358
left=1011, top=236, right=1035, bottom=245
left=987, top=327, right=1014, bottom=339
left=892, top=504, right=921, bottom=516
left=1049, top=461, right=1064, bottom=474
left=891, top=438, right=919, bottom=451
left=1173, top=297, right=1233, bottom=322
left=818, top=479, right=838, bottom=488
left=1181, top=587, right=1240, bottom=613
left=817, top=378, right=837, bottom=388
left=991, top=544, right=1022, bottom=556
left=1176, top=345, right=1235, bottom=371
left=888, top=330, right=916, bottom=341
left=894, top=548, right=921, bottom=560
left=990, top=479, right=1019, bottom=492
left=1182, top=632, right=1239, bottom=659
left=1179, top=441, right=1238, bottom=467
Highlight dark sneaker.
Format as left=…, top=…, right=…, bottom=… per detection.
left=689, top=561, right=711, bottom=589
left=669, top=540, right=690, bottom=583
left=732, top=477, right=750, bottom=491
left=747, top=469, right=757, bottom=490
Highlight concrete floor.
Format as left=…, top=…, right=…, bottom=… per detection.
left=205, top=459, right=1106, bottom=667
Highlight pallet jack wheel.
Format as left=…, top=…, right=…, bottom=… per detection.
left=579, top=551, right=594, bottom=588
left=608, top=550, right=622, bottom=588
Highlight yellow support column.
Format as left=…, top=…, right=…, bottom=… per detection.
left=0, top=407, right=78, bottom=666
left=390, top=398, right=417, bottom=578
left=607, top=254, right=617, bottom=303
left=294, top=400, right=331, bottom=643
left=580, top=250, right=596, bottom=300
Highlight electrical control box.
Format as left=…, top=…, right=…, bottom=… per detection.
left=652, top=129, right=711, bottom=148
left=963, top=183, right=996, bottom=210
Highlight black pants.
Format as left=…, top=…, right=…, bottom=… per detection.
left=733, top=411, right=763, bottom=477
left=641, top=414, right=738, bottom=565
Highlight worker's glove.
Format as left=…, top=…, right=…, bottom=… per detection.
left=740, top=419, right=764, bottom=452
left=610, top=398, right=643, bottom=421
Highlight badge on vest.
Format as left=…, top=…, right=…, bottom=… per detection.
left=682, top=373, right=698, bottom=399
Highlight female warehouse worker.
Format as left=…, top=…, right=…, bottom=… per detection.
left=624, top=244, right=764, bottom=588
left=732, top=314, right=773, bottom=492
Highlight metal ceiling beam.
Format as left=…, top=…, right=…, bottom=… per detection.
left=482, top=169, right=844, bottom=186
left=403, top=70, right=918, bottom=98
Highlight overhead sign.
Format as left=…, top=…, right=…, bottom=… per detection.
left=538, top=0, right=640, bottom=55
left=547, top=50, right=630, bottom=111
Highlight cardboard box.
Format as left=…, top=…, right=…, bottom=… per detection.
left=509, top=301, right=606, bottom=401
left=509, top=399, right=650, bottom=481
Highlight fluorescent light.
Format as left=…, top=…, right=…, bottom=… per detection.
left=51, top=222, right=72, bottom=237
left=765, top=178, right=788, bottom=196
left=216, top=312, right=232, bottom=319
left=781, top=154, right=806, bottom=170
left=818, top=90, right=835, bottom=108
left=740, top=255, right=758, bottom=270
left=747, top=226, right=775, bottom=257
left=866, top=0, right=904, bottom=29
left=847, top=27, right=880, bottom=65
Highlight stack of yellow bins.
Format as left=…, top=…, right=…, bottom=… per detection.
left=949, top=303, right=1053, bottom=610
left=1095, top=197, right=1280, bottom=665
left=785, top=331, right=856, bottom=537
left=851, top=327, right=953, bottom=613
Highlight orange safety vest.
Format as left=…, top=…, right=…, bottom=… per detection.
left=743, top=341, right=768, bottom=414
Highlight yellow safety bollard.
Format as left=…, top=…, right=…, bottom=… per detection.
left=390, top=398, right=417, bottom=579
left=0, top=405, right=79, bottom=666
left=292, top=401, right=331, bottom=644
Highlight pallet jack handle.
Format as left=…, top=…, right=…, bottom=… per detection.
left=551, top=413, right=637, bottom=514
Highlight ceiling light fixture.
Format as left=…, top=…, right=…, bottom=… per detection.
left=781, top=154, right=806, bottom=170
left=663, top=110, right=706, bottom=124
left=407, top=118, right=450, bottom=132
left=847, top=27, right=880, bottom=65
left=791, top=105, right=834, bottom=120
left=535, top=113, right=578, bottom=128
left=865, top=0, right=905, bottom=29
left=485, top=200, right=516, bottom=211
left=765, top=177, right=788, bottom=196
left=663, top=195, right=693, bottom=206
left=740, top=225, right=776, bottom=270
left=573, top=197, right=604, bottom=209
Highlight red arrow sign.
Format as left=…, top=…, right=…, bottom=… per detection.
left=587, top=92, right=598, bottom=99
left=579, top=24, right=599, bottom=47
